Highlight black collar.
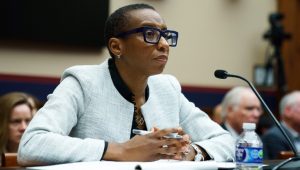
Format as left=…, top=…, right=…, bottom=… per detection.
left=108, top=58, right=149, bottom=103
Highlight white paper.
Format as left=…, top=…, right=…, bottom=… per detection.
left=216, top=161, right=236, bottom=169
left=136, top=160, right=218, bottom=170
left=28, top=161, right=137, bottom=170
left=28, top=160, right=235, bottom=170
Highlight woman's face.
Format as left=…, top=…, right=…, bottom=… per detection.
left=8, top=104, right=32, bottom=149
left=120, top=9, right=171, bottom=76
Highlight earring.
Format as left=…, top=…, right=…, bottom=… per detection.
left=117, top=54, right=121, bottom=59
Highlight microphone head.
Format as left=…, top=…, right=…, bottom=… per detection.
left=214, top=70, right=228, bottom=79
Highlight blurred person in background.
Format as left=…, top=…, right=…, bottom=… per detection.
left=26, top=94, right=43, bottom=115
left=256, top=113, right=274, bottom=136
left=211, top=104, right=222, bottom=124
left=220, top=86, right=263, bottom=139
left=262, top=91, right=300, bottom=159
left=0, top=92, right=34, bottom=153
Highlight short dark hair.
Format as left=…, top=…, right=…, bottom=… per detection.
left=104, top=3, right=155, bottom=58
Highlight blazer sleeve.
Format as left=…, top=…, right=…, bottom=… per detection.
left=18, top=75, right=105, bottom=166
left=166, top=75, right=235, bottom=162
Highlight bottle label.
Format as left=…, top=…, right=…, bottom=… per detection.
left=236, top=146, right=263, bottom=163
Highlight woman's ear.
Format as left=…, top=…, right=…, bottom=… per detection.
left=108, top=38, right=122, bottom=57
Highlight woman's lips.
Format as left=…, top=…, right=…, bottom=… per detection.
left=154, top=55, right=168, bottom=64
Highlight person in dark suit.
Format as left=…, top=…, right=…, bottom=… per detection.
left=262, top=91, right=300, bottom=159
left=220, top=86, right=263, bottom=139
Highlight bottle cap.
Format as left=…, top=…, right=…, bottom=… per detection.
left=242, top=123, right=256, bottom=130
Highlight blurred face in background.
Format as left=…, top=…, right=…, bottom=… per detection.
left=8, top=103, right=32, bottom=150
left=227, top=91, right=262, bottom=134
left=284, top=96, right=300, bottom=133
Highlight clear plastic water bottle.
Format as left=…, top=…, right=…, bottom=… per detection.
left=236, top=123, right=263, bottom=170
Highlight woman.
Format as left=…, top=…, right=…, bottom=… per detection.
left=18, top=3, right=235, bottom=166
left=0, top=92, right=33, bottom=153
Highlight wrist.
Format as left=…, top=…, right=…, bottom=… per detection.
left=102, top=143, right=124, bottom=161
left=183, top=144, right=197, bottom=161
left=190, top=143, right=204, bottom=161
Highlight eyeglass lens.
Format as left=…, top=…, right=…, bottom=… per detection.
left=144, top=29, right=160, bottom=43
left=143, top=28, right=177, bottom=46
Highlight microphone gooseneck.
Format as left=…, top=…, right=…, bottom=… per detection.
left=214, top=69, right=300, bottom=170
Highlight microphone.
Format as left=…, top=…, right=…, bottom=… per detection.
left=214, top=69, right=300, bottom=169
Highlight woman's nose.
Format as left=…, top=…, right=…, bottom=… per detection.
left=19, top=121, right=28, bottom=132
left=157, top=36, right=169, bottom=50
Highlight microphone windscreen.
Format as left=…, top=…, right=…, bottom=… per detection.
left=214, top=70, right=228, bottom=79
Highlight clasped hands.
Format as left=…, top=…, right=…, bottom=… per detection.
left=105, top=127, right=197, bottom=161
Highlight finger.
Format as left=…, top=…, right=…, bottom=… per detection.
left=154, top=153, right=169, bottom=160
left=159, top=138, right=183, bottom=147
left=182, top=134, right=191, bottom=144
left=150, top=127, right=160, bottom=133
left=161, top=135, right=191, bottom=150
left=177, top=127, right=184, bottom=135
left=161, top=139, right=191, bottom=154
left=173, top=153, right=184, bottom=160
left=160, top=154, right=177, bottom=160
left=152, top=127, right=160, bottom=132
left=158, top=144, right=183, bottom=155
left=153, top=128, right=180, bottom=138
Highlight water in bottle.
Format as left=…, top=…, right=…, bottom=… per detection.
left=236, top=123, right=263, bottom=170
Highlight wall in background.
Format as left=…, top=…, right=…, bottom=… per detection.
left=0, top=0, right=278, bottom=113
left=0, top=0, right=276, bottom=88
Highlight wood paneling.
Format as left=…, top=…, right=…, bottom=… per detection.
left=278, top=0, right=300, bottom=91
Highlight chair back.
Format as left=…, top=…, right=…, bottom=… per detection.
left=278, top=151, right=294, bottom=159
left=1, top=153, right=18, bottom=167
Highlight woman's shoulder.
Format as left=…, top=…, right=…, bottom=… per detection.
left=149, top=74, right=181, bottom=90
left=62, top=60, right=108, bottom=79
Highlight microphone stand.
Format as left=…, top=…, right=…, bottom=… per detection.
left=223, top=72, right=300, bottom=170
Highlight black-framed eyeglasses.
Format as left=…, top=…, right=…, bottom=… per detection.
left=116, top=26, right=178, bottom=47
